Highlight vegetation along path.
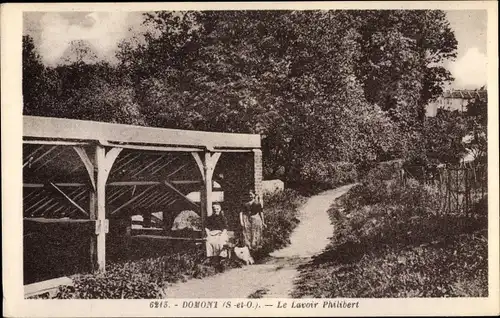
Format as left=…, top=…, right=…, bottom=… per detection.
left=163, top=184, right=357, bottom=298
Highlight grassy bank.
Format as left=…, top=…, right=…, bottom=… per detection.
left=256, top=189, right=307, bottom=258
left=293, top=171, right=488, bottom=298
left=43, top=189, right=306, bottom=299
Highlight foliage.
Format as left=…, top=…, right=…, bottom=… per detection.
left=292, top=171, right=487, bottom=298
left=464, top=95, right=488, bottom=163
left=48, top=189, right=305, bottom=299
left=293, top=161, right=359, bottom=195
left=55, top=246, right=241, bottom=299
left=22, top=10, right=458, bottom=186
left=257, top=189, right=307, bottom=257
left=293, top=231, right=487, bottom=297
left=422, top=109, right=468, bottom=165
left=353, top=10, right=457, bottom=126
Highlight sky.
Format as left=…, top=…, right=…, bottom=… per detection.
left=23, top=10, right=488, bottom=90
left=444, top=10, right=488, bottom=89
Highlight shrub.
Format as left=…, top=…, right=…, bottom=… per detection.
left=293, top=168, right=488, bottom=298
left=55, top=247, right=242, bottom=299
left=293, top=161, right=359, bottom=195
left=293, top=230, right=488, bottom=298
left=256, top=189, right=307, bottom=257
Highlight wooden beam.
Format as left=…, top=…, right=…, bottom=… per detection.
left=132, top=234, right=205, bottom=242
left=73, top=147, right=96, bottom=191
left=108, top=188, right=129, bottom=202
left=104, top=147, right=123, bottom=177
left=23, top=139, right=89, bottom=146
left=111, top=186, right=157, bottom=215
left=28, top=197, right=60, bottom=216
left=162, top=180, right=199, bottom=208
left=23, top=157, right=34, bottom=168
left=23, top=180, right=203, bottom=188
left=143, top=191, right=171, bottom=207
left=191, top=152, right=205, bottom=181
left=25, top=195, right=54, bottom=214
left=23, top=145, right=46, bottom=164
left=29, top=146, right=57, bottom=167
left=24, top=191, right=48, bottom=211
left=213, top=148, right=254, bottom=153
left=130, top=155, right=165, bottom=177
left=24, top=217, right=94, bottom=224
left=24, top=116, right=261, bottom=149
left=88, top=188, right=96, bottom=272
left=166, top=162, right=190, bottom=178
left=153, top=193, right=177, bottom=207
left=170, top=180, right=202, bottom=185
left=149, top=157, right=177, bottom=174
left=133, top=190, right=163, bottom=207
left=94, top=145, right=106, bottom=272
left=48, top=182, right=89, bottom=217
left=24, top=183, right=86, bottom=188
left=208, top=152, right=222, bottom=174
left=100, top=141, right=204, bottom=153
left=203, top=152, right=219, bottom=227
left=113, top=153, right=142, bottom=174
left=24, top=276, right=74, bottom=299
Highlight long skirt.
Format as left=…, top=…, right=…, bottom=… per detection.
left=205, top=229, right=229, bottom=257
left=241, top=214, right=263, bottom=251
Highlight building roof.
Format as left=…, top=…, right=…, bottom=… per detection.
left=442, top=89, right=487, bottom=100
left=24, top=116, right=261, bottom=151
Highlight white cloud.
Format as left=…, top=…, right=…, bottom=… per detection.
left=38, top=12, right=144, bottom=66
left=449, top=47, right=487, bottom=89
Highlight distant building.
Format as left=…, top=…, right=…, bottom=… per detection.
left=426, top=88, right=487, bottom=117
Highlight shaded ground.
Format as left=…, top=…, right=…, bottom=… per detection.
left=163, top=184, right=356, bottom=298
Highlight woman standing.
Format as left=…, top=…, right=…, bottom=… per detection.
left=239, top=190, right=266, bottom=251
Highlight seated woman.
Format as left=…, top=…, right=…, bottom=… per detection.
left=206, top=203, right=228, bottom=231
left=205, top=203, right=229, bottom=257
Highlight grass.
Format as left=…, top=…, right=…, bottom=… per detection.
left=256, top=189, right=307, bottom=258
left=292, top=174, right=488, bottom=298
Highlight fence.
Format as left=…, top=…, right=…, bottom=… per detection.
left=400, top=163, right=487, bottom=215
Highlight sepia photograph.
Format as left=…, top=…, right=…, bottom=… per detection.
left=2, top=1, right=499, bottom=317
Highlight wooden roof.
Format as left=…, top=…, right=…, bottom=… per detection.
left=23, top=116, right=261, bottom=150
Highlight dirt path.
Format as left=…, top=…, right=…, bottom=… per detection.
left=163, top=184, right=356, bottom=298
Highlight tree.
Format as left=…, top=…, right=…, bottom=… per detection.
left=23, top=10, right=458, bottom=187
left=353, top=10, right=457, bottom=130
left=23, top=35, right=144, bottom=124
left=464, top=93, right=487, bottom=163
left=119, top=11, right=401, bottom=181
left=22, top=35, right=60, bottom=116
left=423, top=109, right=468, bottom=165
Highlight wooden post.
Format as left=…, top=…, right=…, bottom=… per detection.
left=89, top=190, right=97, bottom=271
left=253, top=149, right=263, bottom=206
left=92, top=145, right=122, bottom=272
left=202, top=152, right=213, bottom=232
left=193, top=151, right=221, bottom=238
left=95, top=145, right=107, bottom=271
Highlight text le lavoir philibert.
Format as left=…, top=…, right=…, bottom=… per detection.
left=276, top=300, right=360, bottom=309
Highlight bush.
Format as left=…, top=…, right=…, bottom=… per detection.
left=256, top=189, right=307, bottom=257
left=55, top=247, right=242, bottom=299
left=293, top=230, right=488, bottom=298
left=53, top=189, right=307, bottom=299
left=292, top=161, right=359, bottom=195
left=293, top=169, right=488, bottom=298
